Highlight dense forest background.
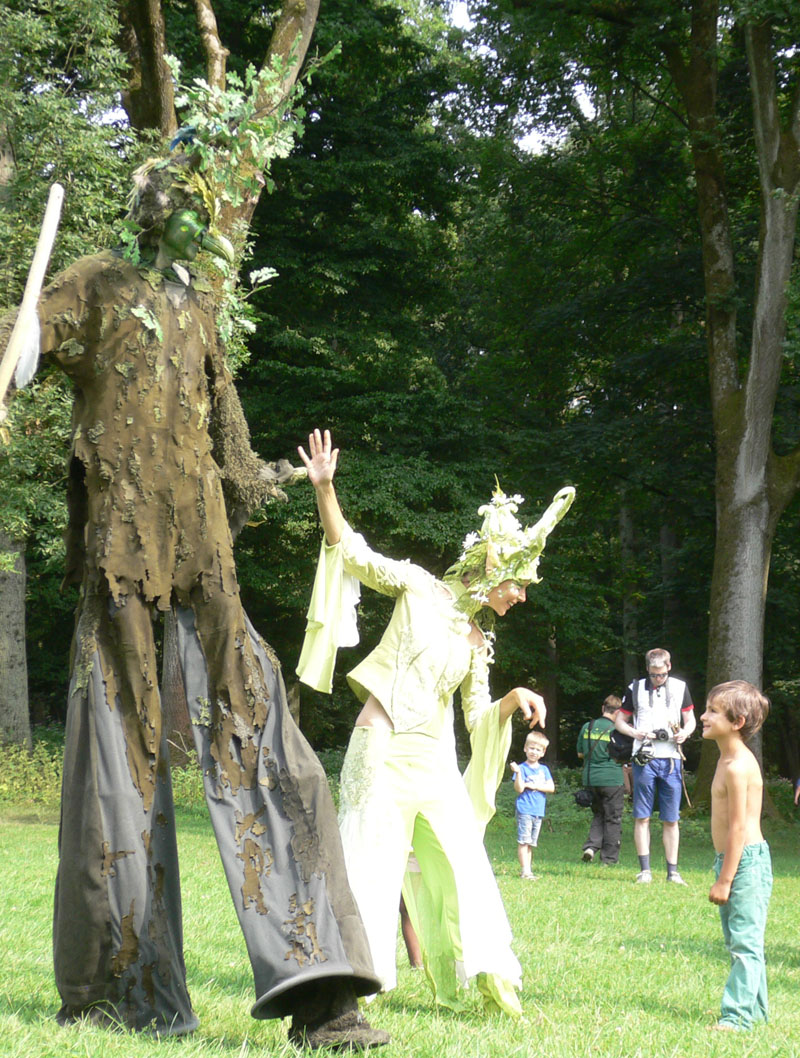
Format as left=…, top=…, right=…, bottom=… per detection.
left=1, top=0, right=799, bottom=786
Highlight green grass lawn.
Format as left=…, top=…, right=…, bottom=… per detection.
left=1, top=792, right=799, bottom=1058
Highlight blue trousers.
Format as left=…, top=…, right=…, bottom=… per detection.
left=714, top=841, right=772, bottom=1030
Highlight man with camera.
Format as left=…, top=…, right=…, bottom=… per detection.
left=615, top=648, right=696, bottom=884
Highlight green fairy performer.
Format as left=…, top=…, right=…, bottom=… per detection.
left=298, top=428, right=575, bottom=1017
left=0, top=146, right=387, bottom=1047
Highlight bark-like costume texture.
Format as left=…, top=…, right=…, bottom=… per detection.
left=15, top=250, right=379, bottom=1033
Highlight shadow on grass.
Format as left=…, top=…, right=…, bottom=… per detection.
left=0, top=806, right=60, bottom=826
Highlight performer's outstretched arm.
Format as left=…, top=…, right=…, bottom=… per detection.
left=298, top=427, right=344, bottom=544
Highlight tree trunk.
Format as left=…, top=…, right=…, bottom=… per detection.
left=706, top=488, right=772, bottom=692
left=0, top=130, right=30, bottom=749
left=118, top=0, right=177, bottom=138
left=664, top=8, right=800, bottom=805
left=0, top=531, right=31, bottom=747
left=693, top=479, right=771, bottom=796
left=542, top=631, right=559, bottom=760
left=619, top=503, right=639, bottom=687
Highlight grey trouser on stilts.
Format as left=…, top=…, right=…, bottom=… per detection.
left=53, top=591, right=378, bottom=1034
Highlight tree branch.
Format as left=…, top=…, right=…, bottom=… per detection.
left=744, top=21, right=782, bottom=194
left=214, top=0, right=321, bottom=238
left=665, top=0, right=739, bottom=412
left=118, top=0, right=177, bottom=137
left=193, top=0, right=229, bottom=91
left=260, top=0, right=321, bottom=102
left=742, top=18, right=800, bottom=454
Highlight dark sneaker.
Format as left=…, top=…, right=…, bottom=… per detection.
left=667, top=872, right=688, bottom=886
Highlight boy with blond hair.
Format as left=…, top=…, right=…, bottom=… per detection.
left=510, top=731, right=554, bottom=880
left=701, top=680, right=771, bottom=1032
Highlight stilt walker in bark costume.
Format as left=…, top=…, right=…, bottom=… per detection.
left=0, top=102, right=387, bottom=1049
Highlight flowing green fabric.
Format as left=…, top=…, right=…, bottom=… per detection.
left=298, top=524, right=521, bottom=1016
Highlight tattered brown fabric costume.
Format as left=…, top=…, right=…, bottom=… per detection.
left=24, top=251, right=378, bottom=1034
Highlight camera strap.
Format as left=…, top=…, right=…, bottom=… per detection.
left=633, top=677, right=680, bottom=733
left=584, top=719, right=596, bottom=786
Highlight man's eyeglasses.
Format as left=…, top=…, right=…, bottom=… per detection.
left=648, top=671, right=668, bottom=680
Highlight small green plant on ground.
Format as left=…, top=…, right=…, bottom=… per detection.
left=0, top=728, right=63, bottom=807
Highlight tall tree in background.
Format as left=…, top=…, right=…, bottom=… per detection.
left=466, top=0, right=800, bottom=794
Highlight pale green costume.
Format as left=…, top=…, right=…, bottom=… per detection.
left=298, top=523, right=522, bottom=1015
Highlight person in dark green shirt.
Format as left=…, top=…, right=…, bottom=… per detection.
left=576, top=696, right=625, bottom=865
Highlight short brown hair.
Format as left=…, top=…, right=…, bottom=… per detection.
left=645, top=647, right=671, bottom=669
left=525, top=730, right=549, bottom=751
left=706, top=680, right=769, bottom=742
left=602, top=695, right=622, bottom=714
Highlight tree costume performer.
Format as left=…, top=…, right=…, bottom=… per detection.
left=0, top=159, right=387, bottom=1047
left=297, top=429, right=575, bottom=1015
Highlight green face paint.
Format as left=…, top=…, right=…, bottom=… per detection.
left=160, top=209, right=234, bottom=265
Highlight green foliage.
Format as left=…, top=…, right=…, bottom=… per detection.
left=0, top=727, right=62, bottom=805
left=444, top=118, right=715, bottom=714
left=169, top=760, right=209, bottom=816
left=170, top=57, right=308, bottom=206
left=242, top=0, right=467, bottom=385
left=0, top=379, right=76, bottom=715
left=0, top=379, right=71, bottom=557
left=0, top=0, right=142, bottom=298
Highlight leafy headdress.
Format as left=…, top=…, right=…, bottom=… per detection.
left=119, top=61, right=306, bottom=365
left=444, top=483, right=576, bottom=622
left=124, top=152, right=217, bottom=256
left=122, top=60, right=303, bottom=262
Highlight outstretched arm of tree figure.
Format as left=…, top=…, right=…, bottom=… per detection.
left=209, top=368, right=306, bottom=538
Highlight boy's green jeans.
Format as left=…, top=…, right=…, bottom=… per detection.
left=713, top=841, right=772, bottom=1031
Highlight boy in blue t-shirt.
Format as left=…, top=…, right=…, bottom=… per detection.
left=510, top=731, right=554, bottom=879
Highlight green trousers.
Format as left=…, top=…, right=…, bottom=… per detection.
left=714, top=841, right=772, bottom=1030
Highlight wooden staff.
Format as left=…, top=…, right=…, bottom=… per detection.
left=0, top=182, right=64, bottom=408
left=672, top=721, right=693, bottom=808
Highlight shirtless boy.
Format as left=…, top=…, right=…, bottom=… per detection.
left=701, top=680, right=771, bottom=1032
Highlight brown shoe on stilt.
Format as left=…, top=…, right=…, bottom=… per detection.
left=289, top=1008, right=390, bottom=1050
left=287, top=979, right=390, bottom=1050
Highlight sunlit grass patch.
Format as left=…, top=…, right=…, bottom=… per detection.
left=2, top=790, right=799, bottom=1056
